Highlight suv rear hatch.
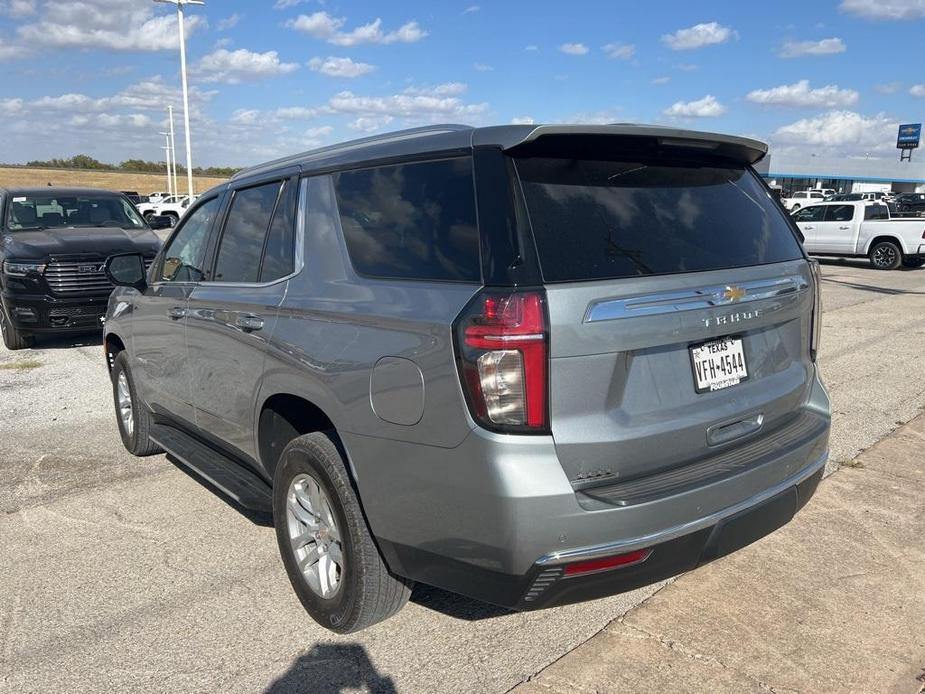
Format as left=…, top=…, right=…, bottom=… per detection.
left=509, top=135, right=816, bottom=493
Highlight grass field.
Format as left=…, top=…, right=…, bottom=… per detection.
left=0, top=166, right=227, bottom=195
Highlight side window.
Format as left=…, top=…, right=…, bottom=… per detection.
left=332, top=158, right=480, bottom=282
left=825, top=205, right=854, bottom=222
left=793, top=206, right=825, bottom=222
left=213, top=181, right=282, bottom=283
left=260, top=180, right=298, bottom=282
left=794, top=192, right=807, bottom=200
left=160, top=197, right=220, bottom=282
left=864, top=205, right=889, bottom=220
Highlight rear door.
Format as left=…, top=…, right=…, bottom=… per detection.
left=186, top=172, right=299, bottom=461
left=814, top=204, right=856, bottom=253
left=513, top=153, right=812, bottom=487
left=132, top=195, right=222, bottom=427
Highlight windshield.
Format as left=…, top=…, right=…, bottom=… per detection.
left=6, top=193, right=145, bottom=231
left=515, top=156, right=804, bottom=282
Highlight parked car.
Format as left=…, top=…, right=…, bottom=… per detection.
left=823, top=193, right=863, bottom=202
left=893, top=192, right=925, bottom=215
left=147, top=191, right=170, bottom=204
left=807, top=188, right=836, bottom=198
left=120, top=191, right=147, bottom=205
left=0, top=187, right=162, bottom=349
left=137, top=194, right=198, bottom=226
left=101, top=124, right=830, bottom=633
left=792, top=201, right=925, bottom=269
left=781, top=190, right=825, bottom=211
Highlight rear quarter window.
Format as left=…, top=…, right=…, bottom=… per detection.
left=515, top=157, right=804, bottom=282
left=332, top=158, right=480, bottom=283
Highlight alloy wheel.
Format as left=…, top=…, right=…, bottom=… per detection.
left=286, top=474, right=344, bottom=599
left=116, top=371, right=134, bottom=438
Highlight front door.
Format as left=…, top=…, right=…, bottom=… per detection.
left=187, top=175, right=300, bottom=461
left=792, top=205, right=827, bottom=253
left=814, top=204, right=855, bottom=253
left=132, top=195, right=222, bottom=428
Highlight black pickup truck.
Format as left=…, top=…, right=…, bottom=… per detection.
left=0, top=187, right=162, bottom=349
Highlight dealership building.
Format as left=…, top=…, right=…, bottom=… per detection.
left=756, top=152, right=925, bottom=196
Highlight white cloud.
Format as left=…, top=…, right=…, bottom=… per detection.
left=510, top=116, right=535, bottom=125
left=524, top=44, right=538, bottom=51
left=403, top=82, right=468, bottom=96
left=473, top=63, right=493, bottom=71
left=663, top=94, right=726, bottom=118
left=304, top=126, right=334, bottom=138
left=559, top=42, right=588, bottom=55
left=273, top=0, right=310, bottom=9
left=16, top=0, right=204, bottom=52
left=348, top=115, right=393, bottom=132
left=674, top=63, right=698, bottom=71
left=193, top=49, right=299, bottom=84
left=560, top=110, right=624, bottom=125
left=910, top=84, right=925, bottom=97
left=839, top=0, right=925, bottom=20
left=0, top=40, right=24, bottom=60
left=308, top=56, right=376, bottom=78
left=779, top=37, right=846, bottom=58
left=217, top=13, right=240, bottom=31
left=875, top=81, right=901, bottom=94
left=0, top=0, right=35, bottom=18
left=275, top=106, right=322, bottom=120
left=286, top=11, right=427, bottom=46
left=772, top=110, right=897, bottom=156
left=230, top=109, right=262, bottom=126
left=462, top=5, right=480, bottom=13
left=328, top=84, right=487, bottom=120
left=746, top=80, right=859, bottom=108
left=602, top=42, right=635, bottom=60
left=652, top=76, right=671, bottom=85
left=0, top=98, right=24, bottom=115
left=661, top=22, right=738, bottom=50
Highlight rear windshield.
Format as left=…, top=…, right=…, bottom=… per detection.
left=515, top=157, right=803, bottom=282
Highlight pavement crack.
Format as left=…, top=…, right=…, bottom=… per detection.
left=617, top=619, right=793, bottom=693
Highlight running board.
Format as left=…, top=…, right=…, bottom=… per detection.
left=150, top=424, right=273, bottom=513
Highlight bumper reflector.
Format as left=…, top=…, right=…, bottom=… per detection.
left=563, top=548, right=652, bottom=577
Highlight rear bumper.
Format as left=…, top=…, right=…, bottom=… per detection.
left=346, top=368, right=831, bottom=610
left=1, top=291, right=109, bottom=333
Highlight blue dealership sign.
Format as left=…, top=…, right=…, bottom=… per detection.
left=897, top=123, right=921, bottom=149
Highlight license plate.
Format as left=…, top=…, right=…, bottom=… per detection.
left=690, top=337, right=748, bottom=393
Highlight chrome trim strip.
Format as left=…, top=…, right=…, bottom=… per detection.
left=535, top=449, right=827, bottom=567
left=584, top=275, right=809, bottom=323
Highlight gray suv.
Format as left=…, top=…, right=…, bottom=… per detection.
left=102, top=124, right=830, bottom=633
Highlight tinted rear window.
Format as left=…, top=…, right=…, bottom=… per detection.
left=515, top=157, right=803, bottom=282
left=332, top=158, right=480, bottom=282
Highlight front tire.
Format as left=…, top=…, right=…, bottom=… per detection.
left=273, top=432, right=412, bottom=634
left=869, top=241, right=902, bottom=270
left=0, top=309, right=33, bottom=350
left=111, top=352, right=163, bottom=456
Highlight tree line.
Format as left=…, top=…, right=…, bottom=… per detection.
left=19, top=154, right=239, bottom=178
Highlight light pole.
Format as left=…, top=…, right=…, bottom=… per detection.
left=167, top=105, right=178, bottom=196
left=154, top=0, right=204, bottom=199
left=161, top=133, right=173, bottom=196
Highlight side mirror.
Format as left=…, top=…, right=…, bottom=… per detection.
left=148, top=215, right=173, bottom=230
left=105, top=253, right=147, bottom=291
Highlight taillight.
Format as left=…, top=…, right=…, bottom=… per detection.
left=454, top=289, right=549, bottom=433
left=563, top=548, right=652, bottom=577
left=809, top=260, right=822, bottom=362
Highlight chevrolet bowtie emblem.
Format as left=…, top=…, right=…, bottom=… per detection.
left=722, top=286, right=746, bottom=302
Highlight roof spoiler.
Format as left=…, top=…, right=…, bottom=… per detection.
left=474, top=124, right=768, bottom=165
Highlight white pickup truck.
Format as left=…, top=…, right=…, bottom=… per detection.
left=792, top=201, right=925, bottom=270
left=781, top=190, right=825, bottom=211
left=136, top=195, right=198, bottom=227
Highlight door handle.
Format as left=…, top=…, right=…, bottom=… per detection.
left=235, top=314, right=264, bottom=332
left=838, top=225, right=851, bottom=230
left=803, top=226, right=814, bottom=230
left=166, top=306, right=187, bottom=320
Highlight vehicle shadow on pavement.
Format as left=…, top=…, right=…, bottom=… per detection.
left=164, top=454, right=274, bottom=527
left=411, top=584, right=512, bottom=621
left=31, top=333, right=103, bottom=350
left=264, top=643, right=397, bottom=694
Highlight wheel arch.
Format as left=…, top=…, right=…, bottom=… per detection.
left=104, top=332, right=127, bottom=373
left=865, top=235, right=904, bottom=256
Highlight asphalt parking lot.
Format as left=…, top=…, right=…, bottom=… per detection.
left=1, top=259, right=924, bottom=693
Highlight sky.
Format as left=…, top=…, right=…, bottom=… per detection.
left=0, top=0, right=924, bottom=167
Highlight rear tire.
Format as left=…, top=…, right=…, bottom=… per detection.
left=164, top=213, right=179, bottom=227
left=0, top=309, right=33, bottom=350
left=869, top=241, right=902, bottom=270
left=902, top=257, right=925, bottom=269
left=111, top=352, right=163, bottom=456
left=273, top=431, right=412, bottom=633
